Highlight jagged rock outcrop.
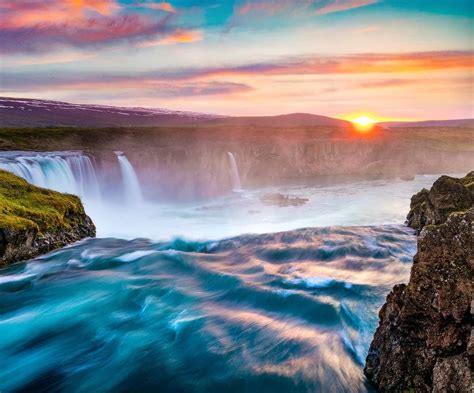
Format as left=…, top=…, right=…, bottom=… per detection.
left=365, top=172, right=473, bottom=392
left=406, top=172, right=474, bottom=232
left=0, top=170, right=95, bottom=265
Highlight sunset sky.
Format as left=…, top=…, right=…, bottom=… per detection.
left=0, top=0, right=472, bottom=119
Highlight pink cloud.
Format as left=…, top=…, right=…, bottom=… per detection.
left=0, top=0, right=198, bottom=53
left=0, top=0, right=121, bottom=28
left=315, top=0, right=379, bottom=15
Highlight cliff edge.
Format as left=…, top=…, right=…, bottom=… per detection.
left=365, top=172, right=473, bottom=392
left=0, top=170, right=96, bottom=265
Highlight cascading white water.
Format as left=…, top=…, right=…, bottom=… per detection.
left=0, top=152, right=101, bottom=199
left=115, top=152, right=143, bottom=204
left=227, top=152, right=242, bottom=191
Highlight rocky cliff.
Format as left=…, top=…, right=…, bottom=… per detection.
left=0, top=170, right=96, bottom=265
left=365, top=172, right=473, bottom=392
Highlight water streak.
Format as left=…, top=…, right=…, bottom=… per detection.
left=227, top=152, right=242, bottom=191
left=115, top=152, right=143, bottom=204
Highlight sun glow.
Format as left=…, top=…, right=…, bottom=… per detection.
left=354, top=115, right=375, bottom=126
left=344, top=114, right=378, bottom=133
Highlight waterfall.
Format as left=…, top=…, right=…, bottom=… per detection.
left=227, top=152, right=242, bottom=191
left=115, top=152, right=143, bottom=204
left=0, top=152, right=101, bottom=199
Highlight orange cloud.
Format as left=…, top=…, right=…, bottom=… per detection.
left=137, top=29, right=202, bottom=47
left=141, top=2, right=176, bottom=13
left=69, top=0, right=120, bottom=15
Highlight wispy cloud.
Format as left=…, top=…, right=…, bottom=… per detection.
left=356, top=78, right=422, bottom=89
left=315, top=0, right=379, bottom=15
left=2, top=51, right=471, bottom=94
left=137, top=29, right=202, bottom=47
left=0, top=0, right=199, bottom=54
left=138, top=2, right=177, bottom=13
left=16, top=51, right=98, bottom=66
left=0, top=70, right=252, bottom=97
left=236, top=0, right=303, bottom=16
left=235, top=0, right=378, bottom=16
left=352, top=25, right=380, bottom=34
left=148, top=81, right=252, bottom=97
left=176, top=51, right=474, bottom=78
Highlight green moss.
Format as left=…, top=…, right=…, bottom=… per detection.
left=449, top=208, right=471, bottom=217
left=423, top=223, right=440, bottom=231
left=0, top=170, right=86, bottom=234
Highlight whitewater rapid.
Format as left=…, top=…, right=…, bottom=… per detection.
left=0, top=225, right=415, bottom=392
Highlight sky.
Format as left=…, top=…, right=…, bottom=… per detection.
left=0, top=0, right=473, bottom=120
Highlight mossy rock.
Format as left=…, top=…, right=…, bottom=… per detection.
left=0, top=170, right=96, bottom=265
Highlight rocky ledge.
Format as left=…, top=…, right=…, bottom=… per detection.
left=0, top=170, right=95, bottom=266
left=365, top=172, right=473, bottom=392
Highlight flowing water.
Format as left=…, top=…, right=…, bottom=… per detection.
left=0, top=150, right=446, bottom=392
left=115, top=152, right=144, bottom=204
left=0, top=225, right=415, bottom=393
left=227, top=152, right=242, bottom=191
left=0, top=151, right=100, bottom=199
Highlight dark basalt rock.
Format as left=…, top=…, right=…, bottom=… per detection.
left=260, top=193, right=309, bottom=207
left=0, top=215, right=96, bottom=265
left=365, top=172, right=474, bottom=392
left=407, top=172, right=474, bottom=232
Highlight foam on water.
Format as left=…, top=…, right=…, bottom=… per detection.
left=0, top=225, right=416, bottom=392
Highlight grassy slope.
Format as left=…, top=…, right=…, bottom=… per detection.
left=0, top=125, right=473, bottom=153
left=0, top=169, right=87, bottom=234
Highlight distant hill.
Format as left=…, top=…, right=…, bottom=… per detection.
left=0, top=98, right=349, bottom=128
left=0, top=97, right=223, bottom=127
left=204, top=113, right=349, bottom=127
left=1, top=97, right=471, bottom=129
left=380, top=119, right=474, bottom=128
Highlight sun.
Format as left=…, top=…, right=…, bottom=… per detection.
left=351, top=115, right=377, bottom=133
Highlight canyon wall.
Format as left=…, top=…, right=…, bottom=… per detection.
left=92, top=131, right=474, bottom=199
